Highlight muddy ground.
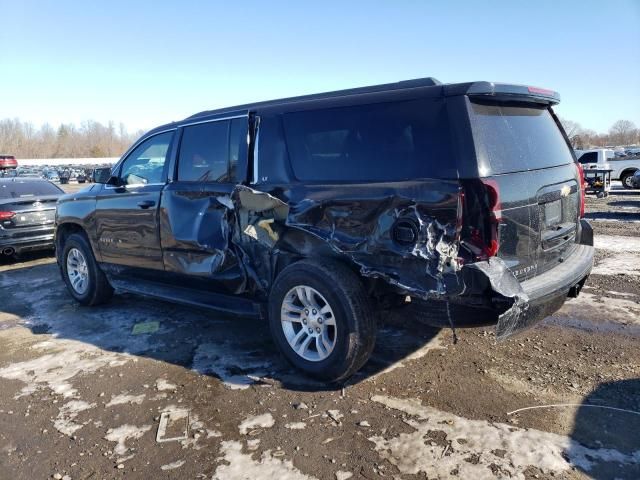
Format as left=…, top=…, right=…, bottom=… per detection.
left=0, top=182, right=638, bottom=480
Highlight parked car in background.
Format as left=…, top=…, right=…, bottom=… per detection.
left=0, top=169, right=17, bottom=178
left=625, top=147, right=640, bottom=157
left=59, top=169, right=70, bottom=184
left=0, top=178, right=63, bottom=257
left=44, top=171, right=60, bottom=182
left=76, top=172, right=87, bottom=183
left=0, top=155, right=18, bottom=171
left=55, top=78, right=594, bottom=381
left=576, top=149, right=614, bottom=170
left=576, top=149, right=640, bottom=189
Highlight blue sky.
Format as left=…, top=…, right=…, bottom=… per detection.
left=1, top=0, right=639, bottom=134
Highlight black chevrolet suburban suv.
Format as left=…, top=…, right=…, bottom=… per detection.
left=55, top=78, right=594, bottom=381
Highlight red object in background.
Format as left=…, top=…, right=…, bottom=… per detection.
left=0, top=155, right=18, bottom=169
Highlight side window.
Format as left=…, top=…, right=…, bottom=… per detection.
left=578, top=152, right=597, bottom=164
left=178, top=121, right=230, bottom=182
left=119, top=131, right=174, bottom=186
left=282, top=99, right=452, bottom=182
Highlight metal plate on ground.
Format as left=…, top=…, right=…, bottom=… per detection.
left=156, top=409, right=189, bottom=443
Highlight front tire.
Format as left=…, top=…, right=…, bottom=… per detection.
left=268, top=259, right=376, bottom=383
left=621, top=171, right=636, bottom=189
left=61, top=233, right=113, bottom=306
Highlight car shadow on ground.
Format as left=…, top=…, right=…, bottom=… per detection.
left=567, top=378, right=640, bottom=480
left=0, top=260, right=445, bottom=393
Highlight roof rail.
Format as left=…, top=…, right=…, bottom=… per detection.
left=186, top=77, right=442, bottom=120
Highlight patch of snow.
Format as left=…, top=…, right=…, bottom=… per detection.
left=239, top=413, right=275, bottom=435
left=105, top=424, right=152, bottom=456
left=593, top=253, right=640, bottom=276
left=212, top=440, right=316, bottom=480
left=106, top=393, right=145, bottom=407
left=594, top=235, right=640, bottom=253
left=160, top=459, right=186, bottom=470
left=155, top=379, right=177, bottom=391
left=53, top=400, right=96, bottom=436
left=370, top=395, right=640, bottom=479
left=0, top=340, right=128, bottom=399
left=284, top=422, right=307, bottom=430
left=561, top=292, right=640, bottom=325
left=327, top=410, right=343, bottom=423
left=335, top=472, right=353, bottom=480
left=247, top=439, right=261, bottom=451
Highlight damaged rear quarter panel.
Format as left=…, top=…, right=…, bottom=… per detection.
left=236, top=180, right=464, bottom=298
left=234, top=181, right=536, bottom=340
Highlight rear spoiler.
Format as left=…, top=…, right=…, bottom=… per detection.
left=446, top=82, right=561, bottom=105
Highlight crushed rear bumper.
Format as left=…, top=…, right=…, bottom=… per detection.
left=459, top=241, right=594, bottom=339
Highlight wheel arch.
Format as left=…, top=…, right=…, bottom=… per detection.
left=56, top=222, right=99, bottom=262
left=273, top=227, right=359, bottom=283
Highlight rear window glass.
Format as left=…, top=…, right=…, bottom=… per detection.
left=469, top=101, right=574, bottom=176
left=282, top=99, right=454, bottom=182
left=0, top=181, right=63, bottom=199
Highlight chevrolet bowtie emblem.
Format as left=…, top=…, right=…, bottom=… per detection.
left=560, top=185, right=571, bottom=197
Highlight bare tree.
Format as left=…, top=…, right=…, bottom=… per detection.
left=559, top=117, right=582, bottom=138
left=609, top=120, right=637, bottom=146
left=0, top=118, right=143, bottom=158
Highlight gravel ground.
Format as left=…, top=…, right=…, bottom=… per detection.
left=0, top=182, right=638, bottom=480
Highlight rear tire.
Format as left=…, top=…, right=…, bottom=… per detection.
left=268, top=259, right=376, bottom=383
left=621, top=171, right=636, bottom=189
left=61, top=233, right=113, bottom=306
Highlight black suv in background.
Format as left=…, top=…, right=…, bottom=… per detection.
left=55, top=78, right=594, bottom=381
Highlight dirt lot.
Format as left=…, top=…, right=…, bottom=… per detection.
left=0, top=182, right=638, bottom=480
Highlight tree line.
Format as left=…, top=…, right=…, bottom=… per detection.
left=559, top=118, right=639, bottom=150
left=0, top=118, right=144, bottom=158
left=0, top=116, right=638, bottom=159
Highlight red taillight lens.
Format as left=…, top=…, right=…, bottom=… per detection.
left=482, top=179, right=501, bottom=257
left=575, top=162, right=585, bottom=218
left=0, top=211, right=15, bottom=221
left=462, top=180, right=502, bottom=261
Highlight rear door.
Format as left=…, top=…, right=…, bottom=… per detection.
left=159, top=116, right=248, bottom=294
left=94, top=131, right=174, bottom=270
left=465, top=100, right=580, bottom=281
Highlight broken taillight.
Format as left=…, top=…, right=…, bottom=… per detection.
left=480, top=179, right=501, bottom=257
left=462, top=180, right=502, bottom=261
left=575, top=162, right=586, bottom=218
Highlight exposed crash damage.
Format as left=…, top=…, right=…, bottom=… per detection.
left=230, top=184, right=533, bottom=340
left=55, top=78, right=595, bottom=380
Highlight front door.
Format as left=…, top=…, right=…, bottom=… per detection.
left=95, top=130, right=175, bottom=271
left=160, top=117, right=248, bottom=293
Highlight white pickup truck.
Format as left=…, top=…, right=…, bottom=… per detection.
left=576, top=149, right=640, bottom=189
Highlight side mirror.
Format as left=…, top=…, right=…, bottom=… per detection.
left=93, top=167, right=113, bottom=184
left=106, top=175, right=124, bottom=187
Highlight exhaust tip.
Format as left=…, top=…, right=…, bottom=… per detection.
left=2, top=247, right=15, bottom=256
